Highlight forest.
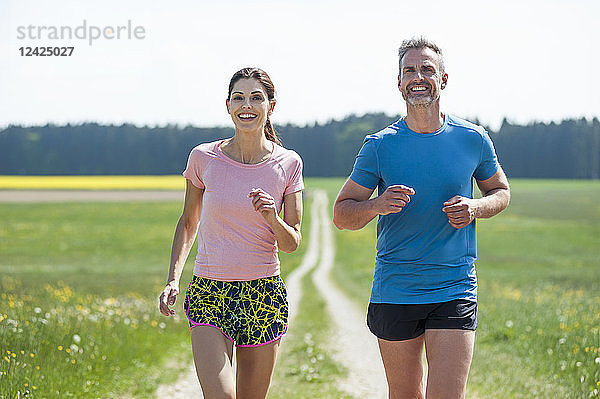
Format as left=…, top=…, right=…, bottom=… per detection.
left=1, top=113, right=599, bottom=178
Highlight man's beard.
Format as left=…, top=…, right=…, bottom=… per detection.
left=403, top=87, right=438, bottom=107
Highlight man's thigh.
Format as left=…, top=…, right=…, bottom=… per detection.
left=378, top=335, right=426, bottom=399
left=424, top=329, right=475, bottom=399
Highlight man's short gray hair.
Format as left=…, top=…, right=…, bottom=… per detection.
left=398, top=37, right=445, bottom=75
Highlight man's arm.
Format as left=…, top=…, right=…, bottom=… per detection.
left=442, top=166, right=510, bottom=229
left=333, top=179, right=415, bottom=231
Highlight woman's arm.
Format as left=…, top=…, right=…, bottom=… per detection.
left=249, top=189, right=302, bottom=253
left=159, top=180, right=204, bottom=317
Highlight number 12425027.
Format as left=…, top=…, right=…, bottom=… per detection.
left=19, top=47, right=74, bottom=56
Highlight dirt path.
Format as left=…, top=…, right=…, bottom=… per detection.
left=311, top=191, right=388, bottom=398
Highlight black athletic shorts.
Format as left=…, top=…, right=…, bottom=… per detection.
left=367, top=299, right=477, bottom=341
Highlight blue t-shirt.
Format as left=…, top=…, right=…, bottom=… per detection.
left=349, top=115, right=499, bottom=304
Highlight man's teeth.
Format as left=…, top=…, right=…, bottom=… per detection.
left=239, top=113, right=257, bottom=119
left=411, top=86, right=427, bottom=91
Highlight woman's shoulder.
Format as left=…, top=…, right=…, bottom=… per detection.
left=190, top=140, right=221, bottom=154
left=187, top=140, right=223, bottom=162
left=272, top=143, right=302, bottom=165
left=185, top=140, right=222, bottom=169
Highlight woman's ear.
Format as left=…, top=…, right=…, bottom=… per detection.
left=226, top=99, right=231, bottom=114
left=269, top=100, right=276, bottom=115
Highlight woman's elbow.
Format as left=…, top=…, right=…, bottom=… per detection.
left=280, top=233, right=301, bottom=254
left=181, top=214, right=199, bottom=233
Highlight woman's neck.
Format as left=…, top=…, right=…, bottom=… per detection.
left=222, top=130, right=272, bottom=164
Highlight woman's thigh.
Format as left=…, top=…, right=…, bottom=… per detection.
left=235, top=339, right=281, bottom=399
left=190, top=325, right=235, bottom=399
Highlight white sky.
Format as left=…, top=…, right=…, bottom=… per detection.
left=1, top=0, right=599, bottom=131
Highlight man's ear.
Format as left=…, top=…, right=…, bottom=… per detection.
left=441, top=73, right=448, bottom=90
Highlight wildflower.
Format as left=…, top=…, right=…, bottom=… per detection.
left=34, top=307, right=41, bottom=314
left=73, top=334, right=81, bottom=344
left=4, top=356, right=9, bottom=363
left=33, top=386, right=37, bottom=390
left=24, top=383, right=28, bottom=387
left=595, top=357, right=600, bottom=364
left=20, top=350, right=24, bottom=355
left=58, top=346, right=63, bottom=351
left=29, top=353, right=34, bottom=358
left=36, top=366, right=40, bottom=370
left=66, top=348, right=70, bottom=353
left=11, top=353, right=15, bottom=358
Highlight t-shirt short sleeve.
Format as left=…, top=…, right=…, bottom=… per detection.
left=284, top=152, right=304, bottom=195
left=473, top=131, right=500, bottom=181
left=182, top=147, right=206, bottom=189
left=349, top=137, right=380, bottom=189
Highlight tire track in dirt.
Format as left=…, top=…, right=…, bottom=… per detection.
left=311, top=190, right=388, bottom=399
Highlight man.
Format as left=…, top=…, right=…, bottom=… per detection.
left=332, top=37, right=510, bottom=399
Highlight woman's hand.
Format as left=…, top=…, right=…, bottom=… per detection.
left=248, top=188, right=278, bottom=223
left=159, top=281, right=179, bottom=317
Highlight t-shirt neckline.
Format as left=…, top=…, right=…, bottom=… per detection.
left=399, top=115, right=448, bottom=137
left=215, top=140, right=276, bottom=168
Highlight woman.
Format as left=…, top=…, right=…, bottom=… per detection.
left=159, top=67, right=303, bottom=399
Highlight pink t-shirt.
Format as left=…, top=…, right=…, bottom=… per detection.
left=182, top=140, right=304, bottom=281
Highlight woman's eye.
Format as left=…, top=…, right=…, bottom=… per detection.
left=252, top=96, right=263, bottom=101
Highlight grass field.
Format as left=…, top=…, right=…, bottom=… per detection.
left=1, top=176, right=599, bottom=398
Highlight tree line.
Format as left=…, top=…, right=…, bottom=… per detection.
left=1, top=114, right=599, bottom=179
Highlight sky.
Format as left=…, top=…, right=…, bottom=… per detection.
left=1, top=0, right=599, bottom=131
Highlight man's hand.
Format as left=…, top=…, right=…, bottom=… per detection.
left=442, top=196, right=477, bottom=229
left=375, top=185, right=416, bottom=215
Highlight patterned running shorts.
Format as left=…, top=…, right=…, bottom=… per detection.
left=184, top=275, right=288, bottom=347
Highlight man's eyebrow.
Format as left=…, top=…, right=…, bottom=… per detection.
left=251, top=91, right=264, bottom=95
left=232, top=91, right=244, bottom=95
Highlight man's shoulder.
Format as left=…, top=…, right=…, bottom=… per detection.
left=365, top=118, right=404, bottom=142
left=446, top=115, right=488, bottom=137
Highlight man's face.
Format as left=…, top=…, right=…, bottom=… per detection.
left=398, top=47, right=448, bottom=107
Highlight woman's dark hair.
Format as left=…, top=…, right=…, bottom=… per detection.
left=227, top=67, right=281, bottom=145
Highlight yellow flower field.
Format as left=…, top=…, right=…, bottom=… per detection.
left=0, top=175, right=185, bottom=190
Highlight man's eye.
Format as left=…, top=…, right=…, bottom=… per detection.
left=252, top=95, right=263, bottom=101
left=233, top=96, right=243, bottom=101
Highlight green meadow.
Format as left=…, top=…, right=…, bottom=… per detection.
left=1, top=178, right=599, bottom=398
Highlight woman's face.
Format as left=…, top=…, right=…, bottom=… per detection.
left=226, top=78, right=274, bottom=132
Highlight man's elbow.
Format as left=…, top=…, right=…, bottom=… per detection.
left=332, top=207, right=347, bottom=230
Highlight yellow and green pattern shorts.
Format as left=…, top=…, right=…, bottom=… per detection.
left=184, top=275, right=288, bottom=347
